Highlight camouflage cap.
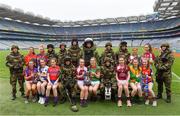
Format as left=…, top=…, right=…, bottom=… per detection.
left=47, top=44, right=54, bottom=49
left=59, top=43, right=66, bottom=48
left=105, top=42, right=112, bottom=47
left=11, top=45, right=19, bottom=50
left=64, top=56, right=71, bottom=62
left=120, top=41, right=127, bottom=47
left=161, top=43, right=170, bottom=48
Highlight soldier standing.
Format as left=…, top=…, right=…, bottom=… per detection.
left=100, top=42, right=115, bottom=66
left=58, top=43, right=68, bottom=67
left=6, top=45, right=25, bottom=100
left=46, top=44, right=58, bottom=66
left=116, top=41, right=130, bottom=65
left=155, top=43, right=174, bottom=103
left=68, top=39, right=82, bottom=67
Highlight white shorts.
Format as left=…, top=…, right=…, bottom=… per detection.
left=25, top=80, right=32, bottom=84
left=77, top=80, right=84, bottom=87
left=91, top=81, right=100, bottom=86
left=117, top=80, right=128, bottom=85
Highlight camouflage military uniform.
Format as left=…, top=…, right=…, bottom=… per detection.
left=82, top=38, right=99, bottom=66
left=46, top=44, right=58, bottom=66
left=68, top=39, right=82, bottom=67
left=100, top=57, right=117, bottom=100
left=115, top=41, right=130, bottom=65
left=58, top=43, right=68, bottom=67
left=6, top=45, right=25, bottom=100
left=155, top=43, right=174, bottom=103
left=60, top=56, right=77, bottom=105
left=100, top=42, right=115, bottom=66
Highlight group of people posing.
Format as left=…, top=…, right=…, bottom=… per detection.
left=6, top=38, right=174, bottom=109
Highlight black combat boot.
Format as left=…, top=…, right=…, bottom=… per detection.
left=156, top=93, right=162, bottom=99
left=11, top=94, right=16, bottom=100
left=166, top=96, right=171, bottom=103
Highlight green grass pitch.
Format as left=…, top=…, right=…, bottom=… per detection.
left=0, top=47, right=180, bottom=115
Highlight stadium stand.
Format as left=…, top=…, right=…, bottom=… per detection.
left=0, top=0, right=179, bottom=50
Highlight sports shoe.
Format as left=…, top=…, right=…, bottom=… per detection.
left=32, top=96, right=36, bottom=103
left=40, top=97, right=45, bottom=104
left=145, top=100, right=149, bottom=105
left=118, top=100, right=122, bottom=107
left=25, top=98, right=29, bottom=104
left=152, top=101, right=157, bottom=107
left=38, top=97, right=42, bottom=104
left=127, top=100, right=132, bottom=107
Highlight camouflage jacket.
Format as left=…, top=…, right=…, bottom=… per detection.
left=100, top=66, right=115, bottom=83
left=6, top=52, right=24, bottom=73
left=115, top=49, right=130, bottom=65
left=61, top=64, right=76, bottom=80
left=100, top=49, right=115, bottom=65
left=154, top=50, right=174, bottom=78
left=68, top=45, right=82, bottom=61
left=57, top=49, right=68, bottom=66
left=46, top=50, right=58, bottom=66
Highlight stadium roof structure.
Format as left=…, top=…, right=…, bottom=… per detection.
left=154, top=0, right=180, bottom=19
left=0, top=4, right=57, bottom=25
left=0, top=0, right=179, bottom=27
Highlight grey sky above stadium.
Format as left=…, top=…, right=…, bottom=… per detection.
left=0, top=0, right=155, bottom=21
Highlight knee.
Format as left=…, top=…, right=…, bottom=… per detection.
left=32, top=86, right=36, bottom=91
left=133, top=87, right=137, bottom=92
left=52, top=86, right=57, bottom=90
left=118, top=85, right=122, bottom=89
left=26, top=87, right=31, bottom=91
left=84, top=86, right=88, bottom=91
left=47, top=85, right=51, bottom=90
left=81, top=87, right=85, bottom=92
left=124, top=85, right=128, bottom=90
left=89, top=87, right=93, bottom=92
left=137, top=86, right=142, bottom=91
left=93, top=88, right=97, bottom=92
left=41, top=84, right=46, bottom=88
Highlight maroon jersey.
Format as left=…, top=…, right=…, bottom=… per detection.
left=76, top=66, right=87, bottom=80
left=116, top=64, right=129, bottom=80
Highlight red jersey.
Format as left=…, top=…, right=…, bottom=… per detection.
left=141, top=66, right=153, bottom=83
left=143, top=52, right=155, bottom=61
left=48, top=66, right=60, bottom=81
left=24, top=53, right=37, bottom=66
left=116, top=64, right=129, bottom=80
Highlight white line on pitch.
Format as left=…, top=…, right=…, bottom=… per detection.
left=172, top=72, right=180, bottom=80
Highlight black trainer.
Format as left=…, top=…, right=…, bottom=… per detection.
left=156, top=94, right=162, bottom=99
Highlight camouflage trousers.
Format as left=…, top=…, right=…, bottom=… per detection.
left=156, top=76, right=172, bottom=97
left=10, top=72, right=24, bottom=96
left=100, top=81, right=117, bottom=100
left=59, top=81, right=78, bottom=98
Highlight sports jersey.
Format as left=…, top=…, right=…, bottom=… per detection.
left=38, top=65, right=49, bottom=81
left=116, top=64, right=129, bottom=80
left=24, top=67, right=38, bottom=81
left=76, top=66, right=87, bottom=80
left=48, top=66, right=60, bottom=81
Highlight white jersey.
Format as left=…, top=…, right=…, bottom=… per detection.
left=38, top=66, right=49, bottom=81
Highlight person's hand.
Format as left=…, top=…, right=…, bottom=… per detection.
left=30, top=73, right=34, bottom=77
left=136, top=74, right=141, bottom=78
left=91, top=72, right=96, bottom=76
